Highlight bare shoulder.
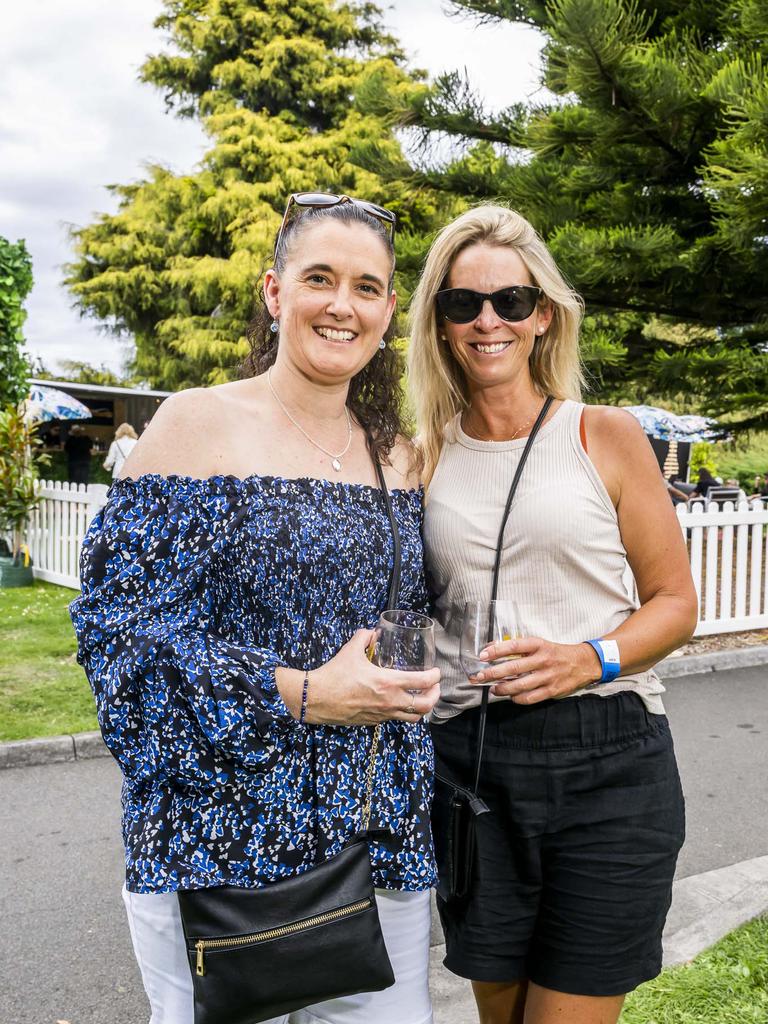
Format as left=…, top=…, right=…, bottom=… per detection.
left=387, top=435, right=423, bottom=491
left=583, top=404, right=654, bottom=459
left=119, top=386, right=228, bottom=479
left=581, top=405, right=660, bottom=507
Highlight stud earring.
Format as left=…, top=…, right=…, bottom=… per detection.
left=270, top=319, right=279, bottom=334
left=378, top=338, right=386, bottom=350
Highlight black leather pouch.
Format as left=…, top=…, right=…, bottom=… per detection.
left=432, top=770, right=489, bottom=902
left=178, top=835, right=395, bottom=1024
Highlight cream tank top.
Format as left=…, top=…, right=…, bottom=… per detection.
left=424, top=399, right=666, bottom=721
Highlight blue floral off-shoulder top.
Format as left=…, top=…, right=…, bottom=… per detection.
left=70, top=473, right=436, bottom=895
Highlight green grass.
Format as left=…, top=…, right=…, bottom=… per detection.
left=0, top=580, right=97, bottom=741
left=620, top=916, right=768, bottom=1024
left=711, top=430, right=768, bottom=489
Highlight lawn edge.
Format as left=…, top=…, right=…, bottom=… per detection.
left=0, top=730, right=108, bottom=770
left=1, top=644, right=766, bottom=769
left=658, top=644, right=768, bottom=678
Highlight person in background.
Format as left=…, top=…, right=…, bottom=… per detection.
left=723, top=478, right=748, bottom=503
left=749, top=472, right=768, bottom=500
left=665, top=476, right=690, bottom=505
left=64, top=424, right=93, bottom=485
left=103, top=423, right=139, bottom=479
left=690, top=466, right=718, bottom=500
left=42, top=423, right=62, bottom=449
left=667, top=473, right=695, bottom=497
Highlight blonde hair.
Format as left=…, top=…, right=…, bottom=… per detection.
left=408, top=205, right=585, bottom=483
left=115, top=422, right=138, bottom=441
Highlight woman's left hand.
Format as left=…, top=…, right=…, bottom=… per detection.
left=472, top=636, right=601, bottom=704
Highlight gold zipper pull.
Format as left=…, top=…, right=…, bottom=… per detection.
left=196, top=941, right=205, bottom=976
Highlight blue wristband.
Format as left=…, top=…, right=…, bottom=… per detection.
left=585, top=639, right=621, bottom=683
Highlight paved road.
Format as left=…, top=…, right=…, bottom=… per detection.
left=662, top=665, right=768, bottom=878
left=1, top=666, right=766, bottom=1024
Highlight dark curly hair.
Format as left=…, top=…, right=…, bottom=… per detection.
left=241, top=203, right=409, bottom=467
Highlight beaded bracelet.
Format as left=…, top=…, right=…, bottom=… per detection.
left=299, top=670, right=311, bottom=724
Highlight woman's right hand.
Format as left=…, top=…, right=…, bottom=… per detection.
left=276, top=629, right=441, bottom=726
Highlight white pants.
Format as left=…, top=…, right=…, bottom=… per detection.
left=122, top=885, right=433, bottom=1024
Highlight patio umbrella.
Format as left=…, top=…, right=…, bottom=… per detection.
left=623, top=405, right=724, bottom=443
left=24, top=385, right=91, bottom=423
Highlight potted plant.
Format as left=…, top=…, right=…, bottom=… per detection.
left=0, top=405, right=46, bottom=587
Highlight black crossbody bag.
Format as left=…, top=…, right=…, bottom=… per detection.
left=432, top=397, right=553, bottom=903
left=178, top=454, right=402, bottom=1024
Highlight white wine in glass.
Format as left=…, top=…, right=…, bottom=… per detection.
left=459, top=600, right=522, bottom=683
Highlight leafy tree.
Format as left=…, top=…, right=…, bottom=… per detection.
left=33, top=359, right=140, bottom=389
left=66, top=0, right=443, bottom=391
left=0, top=237, right=33, bottom=408
left=362, top=0, right=768, bottom=428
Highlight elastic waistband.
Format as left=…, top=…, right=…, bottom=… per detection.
left=432, top=692, right=667, bottom=752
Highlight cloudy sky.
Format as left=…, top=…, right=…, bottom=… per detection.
left=0, top=1, right=545, bottom=377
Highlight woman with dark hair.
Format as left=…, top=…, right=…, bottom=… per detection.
left=70, top=194, right=440, bottom=1024
left=409, top=205, right=697, bottom=1024
left=691, top=466, right=718, bottom=499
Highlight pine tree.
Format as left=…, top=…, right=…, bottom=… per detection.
left=65, top=0, right=440, bottom=390
left=364, top=0, right=768, bottom=427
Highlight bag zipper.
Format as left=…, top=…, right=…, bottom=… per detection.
left=193, top=897, right=373, bottom=976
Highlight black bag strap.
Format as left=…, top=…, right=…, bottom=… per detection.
left=373, top=452, right=402, bottom=610
left=471, top=396, right=554, bottom=794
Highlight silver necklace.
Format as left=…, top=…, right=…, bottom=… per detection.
left=267, top=368, right=353, bottom=472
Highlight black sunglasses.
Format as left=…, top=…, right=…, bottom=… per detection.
left=274, top=192, right=397, bottom=257
left=436, top=285, right=542, bottom=324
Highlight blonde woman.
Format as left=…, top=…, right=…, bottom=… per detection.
left=409, top=205, right=697, bottom=1024
left=103, top=422, right=139, bottom=479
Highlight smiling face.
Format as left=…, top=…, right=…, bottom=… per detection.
left=440, top=242, right=552, bottom=393
left=263, top=218, right=396, bottom=385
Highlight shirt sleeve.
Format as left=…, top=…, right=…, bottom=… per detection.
left=102, top=442, right=116, bottom=470
left=70, top=476, right=295, bottom=782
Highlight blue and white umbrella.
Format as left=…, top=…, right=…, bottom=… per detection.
left=24, top=385, right=92, bottom=423
left=623, top=405, right=724, bottom=443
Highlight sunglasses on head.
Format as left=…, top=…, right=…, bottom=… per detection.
left=274, top=192, right=397, bottom=257
left=436, top=285, right=543, bottom=324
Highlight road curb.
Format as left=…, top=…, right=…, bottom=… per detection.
left=430, top=857, right=768, bottom=1021
left=1, top=644, right=766, bottom=770
left=658, top=644, right=768, bottom=678
left=662, top=855, right=768, bottom=966
left=0, top=730, right=107, bottom=770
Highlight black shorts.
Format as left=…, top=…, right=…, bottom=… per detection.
left=431, top=692, right=685, bottom=996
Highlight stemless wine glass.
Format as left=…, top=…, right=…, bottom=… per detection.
left=369, top=610, right=436, bottom=699
left=459, top=600, right=522, bottom=684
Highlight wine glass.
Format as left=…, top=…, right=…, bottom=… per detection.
left=459, top=600, right=522, bottom=684
left=368, top=610, right=436, bottom=698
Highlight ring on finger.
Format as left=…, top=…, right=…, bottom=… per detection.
left=406, top=702, right=416, bottom=715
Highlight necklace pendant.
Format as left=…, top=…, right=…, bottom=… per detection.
left=332, top=458, right=342, bottom=472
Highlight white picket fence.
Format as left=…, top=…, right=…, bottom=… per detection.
left=21, top=481, right=768, bottom=637
left=679, top=498, right=768, bottom=636
left=26, top=480, right=109, bottom=588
